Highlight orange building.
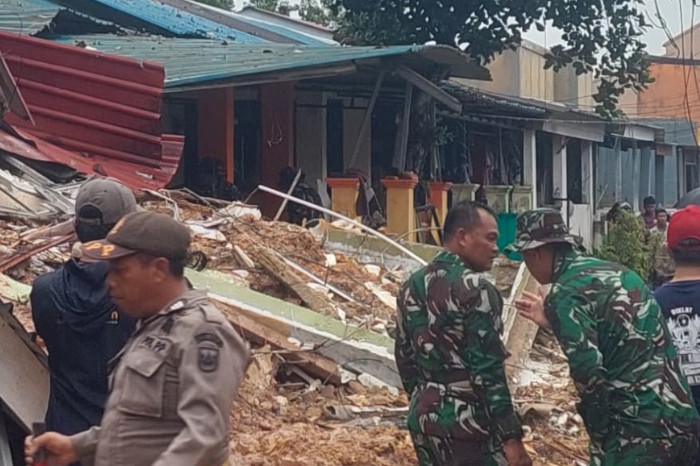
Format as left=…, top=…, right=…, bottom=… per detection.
left=628, top=56, right=700, bottom=140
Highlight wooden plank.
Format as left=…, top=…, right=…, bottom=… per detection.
left=0, top=301, right=48, bottom=431
left=396, top=65, right=462, bottom=113
left=392, top=83, right=413, bottom=171
left=250, top=246, right=339, bottom=317
left=216, top=301, right=342, bottom=385
left=502, top=264, right=543, bottom=378
left=347, top=71, right=385, bottom=169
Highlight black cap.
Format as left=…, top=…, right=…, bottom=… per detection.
left=75, top=178, right=138, bottom=224
left=82, top=211, right=190, bottom=261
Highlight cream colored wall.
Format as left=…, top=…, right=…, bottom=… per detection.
left=519, top=42, right=554, bottom=101
left=456, top=40, right=594, bottom=108
left=664, top=26, right=700, bottom=59
left=458, top=48, right=520, bottom=96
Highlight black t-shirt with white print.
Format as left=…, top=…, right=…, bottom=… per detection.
left=655, top=279, right=700, bottom=408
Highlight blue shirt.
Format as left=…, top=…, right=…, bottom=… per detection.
left=655, top=280, right=700, bottom=408
left=31, top=259, right=135, bottom=435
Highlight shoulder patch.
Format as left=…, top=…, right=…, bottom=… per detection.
left=196, top=332, right=221, bottom=373
left=195, top=332, right=223, bottom=347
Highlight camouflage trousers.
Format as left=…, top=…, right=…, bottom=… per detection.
left=410, top=432, right=507, bottom=466
left=589, top=433, right=699, bottom=466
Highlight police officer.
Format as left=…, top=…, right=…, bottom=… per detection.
left=396, top=202, right=531, bottom=466
left=25, top=211, right=250, bottom=466
left=512, top=208, right=699, bottom=466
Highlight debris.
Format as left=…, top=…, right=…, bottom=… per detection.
left=258, top=185, right=426, bottom=265
left=250, top=245, right=339, bottom=317
left=218, top=202, right=262, bottom=221
left=218, top=301, right=343, bottom=386
left=0, top=186, right=590, bottom=465
left=233, top=245, right=256, bottom=269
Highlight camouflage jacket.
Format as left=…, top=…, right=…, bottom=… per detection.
left=395, top=251, right=522, bottom=443
left=545, top=250, right=698, bottom=443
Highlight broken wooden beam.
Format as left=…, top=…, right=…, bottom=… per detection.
left=503, top=263, right=544, bottom=378
left=233, top=245, right=255, bottom=269
left=216, top=300, right=342, bottom=385
left=250, top=245, right=339, bottom=317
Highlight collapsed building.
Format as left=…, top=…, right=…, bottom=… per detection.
left=0, top=20, right=593, bottom=466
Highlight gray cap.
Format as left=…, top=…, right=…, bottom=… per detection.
left=75, top=178, right=137, bottom=225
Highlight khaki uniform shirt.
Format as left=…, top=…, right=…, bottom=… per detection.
left=71, top=289, right=250, bottom=466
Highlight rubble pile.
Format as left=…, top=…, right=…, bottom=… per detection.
left=141, top=192, right=400, bottom=327
left=0, top=188, right=587, bottom=465
left=231, top=349, right=416, bottom=465
left=513, top=333, right=589, bottom=466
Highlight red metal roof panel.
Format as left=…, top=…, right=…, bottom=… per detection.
left=0, top=31, right=168, bottom=166
left=0, top=125, right=183, bottom=191
left=0, top=31, right=184, bottom=190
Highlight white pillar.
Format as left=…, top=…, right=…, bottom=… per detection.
left=552, top=135, right=568, bottom=202
left=523, top=129, right=538, bottom=207
left=295, top=91, right=327, bottom=186
left=582, top=141, right=594, bottom=206
left=343, top=98, right=372, bottom=177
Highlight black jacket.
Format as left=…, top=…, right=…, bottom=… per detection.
left=31, top=259, right=135, bottom=435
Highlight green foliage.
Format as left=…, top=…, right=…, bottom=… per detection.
left=594, top=211, right=655, bottom=280
left=248, top=0, right=335, bottom=24
left=326, top=0, right=652, bottom=118
left=298, top=0, right=335, bottom=26
left=193, top=0, right=233, bottom=9
left=250, top=0, right=281, bottom=11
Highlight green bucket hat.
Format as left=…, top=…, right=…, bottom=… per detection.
left=506, top=208, right=584, bottom=253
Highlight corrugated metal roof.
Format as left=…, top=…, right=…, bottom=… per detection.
left=635, top=118, right=698, bottom=147
left=73, top=0, right=267, bottom=43
left=0, top=31, right=183, bottom=189
left=0, top=125, right=181, bottom=190
left=442, top=81, right=547, bottom=116
left=239, top=5, right=333, bottom=34
left=0, top=0, right=61, bottom=35
left=158, top=0, right=332, bottom=46
left=224, top=12, right=333, bottom=46
left=53, top=35, right=489, bottom=89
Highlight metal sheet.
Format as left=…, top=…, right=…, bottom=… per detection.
left=161, top=0, right=333, bottom=46
left=0, top=54, right=33, bottom=124
left=0, top=31, right=184, bottom=189
left=0, top=125, right=182, bottom=191
left=0, top=296, right=48, bottom=431
left=52, top=35, right=489, bottom=89
left=68, top=0, right=266, bottom=43
left=0, top=0, right=60, bottom=35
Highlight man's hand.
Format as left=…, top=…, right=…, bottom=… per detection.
left=514, top=290, right=552, bottom=330
left=503, top=438, right=532, bottom=466
left=25, top=433, right=77, bottom=466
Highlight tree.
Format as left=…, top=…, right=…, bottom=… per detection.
left=297, top=0, right=335, bottom=26
left=193, top=0, right=234, bottom=9
left=595, top=211, right=656, bottom=280
left=250, top=0, right=285, bottom=12
left=248, top=0, right=335, bottom=25
left=326, top=0, right=652, bottom=118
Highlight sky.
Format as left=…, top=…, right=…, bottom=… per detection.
left=233, top=0, right=696, bottom=56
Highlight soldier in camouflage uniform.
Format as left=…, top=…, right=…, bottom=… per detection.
left=511, top=208, right=699, bottom=466
left=396, top=202, right=531, bottom=466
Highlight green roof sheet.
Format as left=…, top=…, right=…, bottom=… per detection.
left=53, top=34, right=488, bottom=89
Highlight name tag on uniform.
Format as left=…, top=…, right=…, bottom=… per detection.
left=138, top=335, right=171, bottom=354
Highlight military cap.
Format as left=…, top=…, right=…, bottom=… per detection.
left=82, top=211, right=190, bottom=261
left=506, top=208, right=583, bottom=253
